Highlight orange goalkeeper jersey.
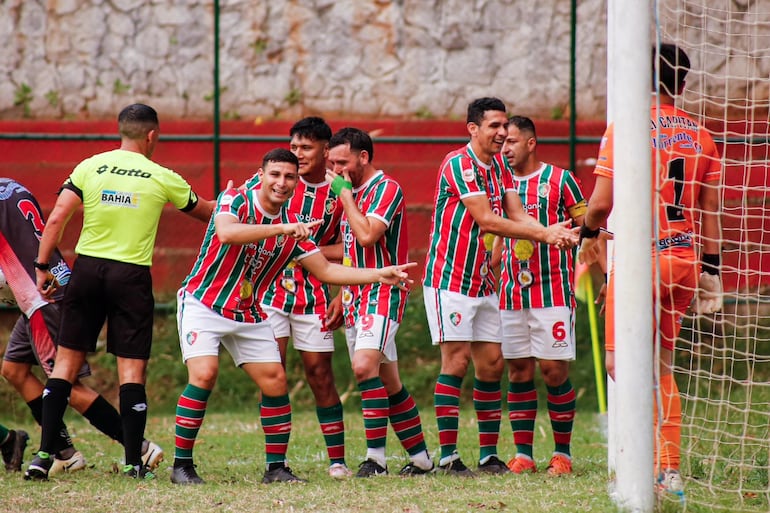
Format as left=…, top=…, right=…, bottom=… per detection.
left=595, top=103, right=721, bottom=259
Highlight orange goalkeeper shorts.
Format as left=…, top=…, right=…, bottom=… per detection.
left=605, top=252, right=697, bottom=352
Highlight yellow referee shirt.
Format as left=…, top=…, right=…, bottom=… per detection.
left=64, top=149, right=197, bottom=266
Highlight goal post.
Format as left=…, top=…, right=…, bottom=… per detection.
left=609, top=0, right=655, bottom=511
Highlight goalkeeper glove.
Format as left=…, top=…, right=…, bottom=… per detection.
left=694, top=272, right=722, bottom=315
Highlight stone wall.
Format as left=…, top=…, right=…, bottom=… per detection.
left=0, top=0, right=766, bottom=121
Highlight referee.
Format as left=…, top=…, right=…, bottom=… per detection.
left=25, top=104, right=213, bottom=480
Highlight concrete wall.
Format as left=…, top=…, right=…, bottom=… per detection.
left=3, top=1, right=766, bottom=121
left=1, top=0, right=605, bottom=120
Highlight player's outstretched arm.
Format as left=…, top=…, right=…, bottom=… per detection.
left=501, top=191, right=578, bottom=247
left=300, top=252, right=416, bottom=291
left=463, top=194, right=544, bottom=241
left=214, top=215, right=322, bottom=245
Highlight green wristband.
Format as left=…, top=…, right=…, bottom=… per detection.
left=330, top=175, right=352, bottom=195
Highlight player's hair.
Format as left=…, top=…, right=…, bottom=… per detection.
left=118, top=104, right=159, bottom=140
left=329, top=127, right=375, bottom=162
left=467, top=97, right=506, bottom=125
left=290, top=116, right=332, bottom=142
left=262, top=148, right=299, bottom=170
left=655, top=43, right=690, bottom=96
left=508, top=115, right=537, bottom=139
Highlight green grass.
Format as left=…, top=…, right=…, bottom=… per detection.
left=1, top=291, right=768, bottom=511
left=3, top=408, right=619, bottom=513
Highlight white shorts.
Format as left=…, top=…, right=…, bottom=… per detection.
left=423, top=286, right=502, bottom=345
left=262, top=306, right=335, bottom=352
left=344, top=314, right=398, bottom=363
left=500, top=306, right=576, bottom=361
left=177, top=290, right=281, bottom=366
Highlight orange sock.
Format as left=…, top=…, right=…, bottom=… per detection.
left=655, top=373, right=681, bottom=471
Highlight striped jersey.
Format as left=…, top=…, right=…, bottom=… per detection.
left=0, top=179, right=70, bottom=316
left=595, top=103, right=721, bottom=260
left=181, top=187, right=319, bottom=322
left=254, top=175, right=343, bottom=314
left=422, top=143, right=504, bottom=297
left=498, top=162, right=586, bottom=309
left=341, top=171, right=409, bottom=326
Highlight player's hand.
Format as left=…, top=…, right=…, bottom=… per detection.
left=577, top=237, right=600, bottom=265
left=325, top=170, right=353, bottom=196
left=283, top=219, right=322, bottom=241
left=379, top=262, right=418, bottom=291
left=577, top=228, right=612, bottom=265
left=596, top=281, right=607, bottom=316
left=35, top=269, right=57, bottom=302
left=323, top=293, right=344, bottom=331
left=693, top=272, right=722, bottom=315
left=544, top=220, right=578, bottom=249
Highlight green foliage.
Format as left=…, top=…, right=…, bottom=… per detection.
left=249, top=37, right=268, bottom=55
left=551, top=105, right=565, bottom=120
left=13, top=83, right=33, bottom=117
left=222, top=110, right=242, bottom=120
left=44, top=90, right=60, bottom=108
left=203, top=86, right=228, bottom=102
left=284, top=88, right=302, bottom=107
left=113, top=79, right=131, bottom=95
left=414, top=106, right=434, bottom=119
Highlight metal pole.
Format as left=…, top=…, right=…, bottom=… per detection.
left=213, top=0, right=221, bottom=196
left=569, top=0, right=577, bottom=174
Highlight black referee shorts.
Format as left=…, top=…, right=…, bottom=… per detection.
left=58, top=255, right=154, bottom=360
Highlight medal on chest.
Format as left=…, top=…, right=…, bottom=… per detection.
left=281, top=260, right=297, bottom=294
left=513, top=239, right=535, bottom=288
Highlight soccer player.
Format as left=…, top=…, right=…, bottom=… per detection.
left=0, top=423, right=28, bottom=472
left=25, top=104, right=213, bottom=481
left=0, top=178, right=163, bottom=476
left=422, top=97, right=577, bottom=476
left=251, top=117, right=351, bottom=479
left=325, top=127, right=434, bottom=477
left=172, top=148, right=415, bottom=485
left=494, top=117, right=586, bottom=476
left=579, top=44, right=722, bottom=494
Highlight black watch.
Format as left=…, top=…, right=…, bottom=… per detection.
left=33, top=258, right=50, bottom=271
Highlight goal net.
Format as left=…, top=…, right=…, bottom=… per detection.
left=655, top=1, right=770, bottom=510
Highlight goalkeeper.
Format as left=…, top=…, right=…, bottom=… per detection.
left=579, top=43, right=722, bottom=494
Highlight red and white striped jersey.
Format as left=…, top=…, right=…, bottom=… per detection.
left=341, top=171, right=409, bottom=326
left=422, top=144, right=504, bottom=297
left=182, top=188, right=319, bottom=323
left=498, top=162, right=585, bottom=309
